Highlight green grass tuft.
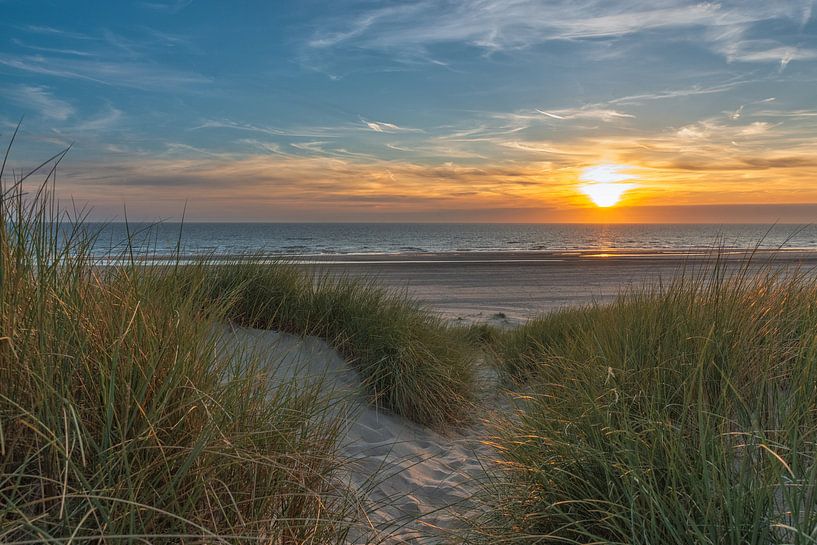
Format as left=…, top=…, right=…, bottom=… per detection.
left=478, top=260, right=817, bottom=543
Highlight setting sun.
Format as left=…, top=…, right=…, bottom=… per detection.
left=579, top=164, right=638, bottom=207
left=581, top=183, right=635, bottom=207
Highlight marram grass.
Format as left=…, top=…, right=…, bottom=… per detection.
left=0, top=139, right=361, bottom=543
left=476, top=259, right=817, bottom=544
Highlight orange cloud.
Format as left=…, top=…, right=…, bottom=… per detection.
left=43, top=109, right=817, bottom=222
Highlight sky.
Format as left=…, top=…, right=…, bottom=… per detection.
left=2, top=0, right=817, bottom=223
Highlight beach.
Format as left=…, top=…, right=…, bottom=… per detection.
left=302, top=250, right=817, bottom=323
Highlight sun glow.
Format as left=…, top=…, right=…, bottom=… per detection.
left=579, top=164, right=638, bottom=207
left=581, top=183, right=635, bottom=207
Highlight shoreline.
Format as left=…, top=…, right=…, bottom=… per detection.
left=305, top=250, right=817, bottom=323
left=99, top=247, right=817, bottom=262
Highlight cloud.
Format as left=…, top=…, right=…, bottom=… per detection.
left=672, top=118, right=779, bottom=143
left=537, top=111, right=566, bottom=120
left=11, top=38, right=96, bottom=57
left=608, top=81, right=753, bottom=105
left=483, top=104, right=817, bottom=201
left=192, top=117, right=424, bottom=152
left=3, top=85, right=75, bottom=120
left=752, top=109, right=817, bottom=118
left=56, top=152, right=576, bottom=214
left=139, top=0, right=194, bottom=14
left=308, top=0, right=815, bottom=67
left=192, top=119, right=302, bottom=136
left=739, top=121, right=772, bottom=136
left=288, top=141, right=379, bottom=159
left=190, top=119, right=345, bottom=138
left=312, top=0, right=716, bottom=50
left=48, top=131, right=817, bottom=222
left=20, top=25, right=94, bottom=41
left=363, top=119, right=421, bottom=133
left=0, top=54, right=210, bottom=91
left=236, top=139, right=287, bottom=155
left=365, top=120, right=398, bottom=132
left=499, top=140, right=590, bottom=157
left=384, top=141, right=487, bottom=159
left=536, top=107, right=635, bottom=122
left=73, top=106, right=123, bottom=132
left=5, top=26, right=207, bottom=93
left=715, top=39, right=817, bottom=69
left=308, top=3, right=425, bottom=48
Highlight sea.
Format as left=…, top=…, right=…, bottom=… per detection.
left=80, top=223, right=817, bottom=259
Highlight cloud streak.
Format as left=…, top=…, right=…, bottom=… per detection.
left=3, top=85, right=75, bottom=120
left=536, top=107, right=635, bottom=122
left=0, top=54, right=210, bottom=91
left=363, top=119, right=422, bottom=133
left=4, top=25, right=209, bottom=92
left=309, top=0, right=815, bottom=67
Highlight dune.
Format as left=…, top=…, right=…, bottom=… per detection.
left=218, top=324, right=498, bottom=544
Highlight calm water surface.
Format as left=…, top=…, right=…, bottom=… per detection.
left=82, top=223, right=817, bottom=258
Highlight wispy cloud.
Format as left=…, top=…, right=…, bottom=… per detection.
left=236, top=139, right=288, bottom=155
left=6, top=25, right=208, bottom=92
left=309, top=0, right=815, bottom=67
left=20, top=25, right=95, bottom=41
left=11, top=38, right=96, bottom=57
left=0, top=54, right=210, bottom=91
left=289, top=141, right=379, bottom=160
left=3, top=85, right=75, bottom=120
left=139, top=0, right=194, bottom=14
left=608, top=80, right=755, bottom=105
left=715, top=39, right=817, bottom=70
left=59, top=153, right=572, bottom=209
left=362, top=118, right=422, bottom=133
left=753, top=108, right=817, bottom=118
left=308, top=4, right=425, bottom=48
left=535, top=107, right=635, bottom=122
left=73, top=106, right=124, bottom=132
left=190, top=119, right=342, bottom=138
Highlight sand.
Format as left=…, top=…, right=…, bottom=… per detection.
left=300, top=250, right=817, bottom=324
left=220, top=325, right=500, bottom=544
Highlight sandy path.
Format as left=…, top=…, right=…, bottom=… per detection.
left=219, top=325, right=497, bottom=544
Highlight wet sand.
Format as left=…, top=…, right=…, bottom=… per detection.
left=301, top=250, right=817, bottom=323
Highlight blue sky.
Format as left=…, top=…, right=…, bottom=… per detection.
left=2, top=1, right=817, bottom=222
